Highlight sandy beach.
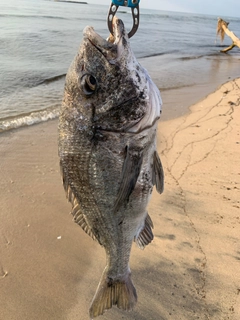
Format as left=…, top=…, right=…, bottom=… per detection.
left=0, top=78, right=239, bottom=320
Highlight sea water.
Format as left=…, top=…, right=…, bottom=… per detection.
left=0, top=0, right=240, bottom=131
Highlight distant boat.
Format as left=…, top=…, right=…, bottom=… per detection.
left=54, top=0, right=88, bottom=4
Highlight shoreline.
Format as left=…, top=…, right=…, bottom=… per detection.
left=1, top=76, right=239, bottom=133
left=0, top=79, right=240, bottom=319
left=2, top=48, right=240, bottom=131
left=140, top=54, right=240, bottom=121
left=160, top=76, right=239, bottom=120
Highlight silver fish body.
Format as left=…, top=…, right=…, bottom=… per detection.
left=58, top=18, right=164, bottom=318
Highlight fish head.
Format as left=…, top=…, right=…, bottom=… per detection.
left=62, top=18, right=162, bottom=134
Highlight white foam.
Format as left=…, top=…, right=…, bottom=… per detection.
left=0, top=107, right=60, bottom=132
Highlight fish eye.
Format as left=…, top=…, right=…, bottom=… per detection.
left=80, top=74, right=97, bottom=96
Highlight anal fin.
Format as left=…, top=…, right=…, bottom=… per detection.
left=135, top=214, right=154, bottom=249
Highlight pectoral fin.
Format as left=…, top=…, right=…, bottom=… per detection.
left=113, top=146, right=143, bottom=212
left=153, top=151, right=164, bottom=194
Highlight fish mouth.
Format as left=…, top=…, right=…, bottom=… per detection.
left=83, top=17, right=128, bottom=61
left=83, top=28, right=117, bottom=60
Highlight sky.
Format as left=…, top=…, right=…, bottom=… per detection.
left=87, top=0, right=240, bottom=18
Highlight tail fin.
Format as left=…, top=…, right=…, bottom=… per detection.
left=89, top=268, right=137, bottom=318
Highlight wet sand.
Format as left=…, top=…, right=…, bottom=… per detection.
left=0, top=79, right=240, bottom=320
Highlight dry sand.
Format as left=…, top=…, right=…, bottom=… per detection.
left=0, top=79, right=240, bottom=320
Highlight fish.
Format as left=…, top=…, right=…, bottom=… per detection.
left=58, top=17, right=164, bottom=318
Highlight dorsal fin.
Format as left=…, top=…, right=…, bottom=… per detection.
left=60, top=161, right=97, bottom=241
left=71, top=198, right=96, bottom=240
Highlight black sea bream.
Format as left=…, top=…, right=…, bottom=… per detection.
left=58, top=18, right=164, bottom=318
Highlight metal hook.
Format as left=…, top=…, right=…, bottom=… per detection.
left=107, top=2, right=140, bottom=39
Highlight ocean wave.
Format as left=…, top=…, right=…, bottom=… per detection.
left=139, top=12, right=220, bottom=23
left=179, top=55, right=205, bottom=61
left=159, top=83, right=196, bottom=91
left=0, top=13, right=69, bottom=20
left=0, top=107, right=59, bottom=133
left=178, top=52, right=221, bottom=61
left=38, top=74, right=66, bottom=86
left=141, top=50, right=179, bottom=58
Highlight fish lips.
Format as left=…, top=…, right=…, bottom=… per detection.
left=83, top=18, right=129, bottom=62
